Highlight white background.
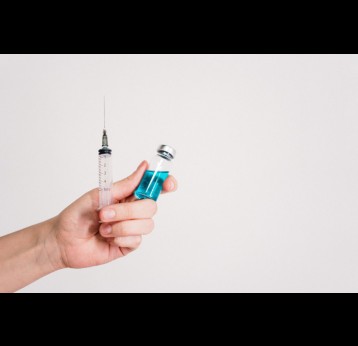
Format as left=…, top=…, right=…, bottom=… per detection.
left=0, top=54, right=357, bottom=293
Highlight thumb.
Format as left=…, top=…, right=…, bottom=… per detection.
left=112, top=161, right=148, bottom=201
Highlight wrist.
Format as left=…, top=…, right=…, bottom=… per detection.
left=41, top=217, right=66, bottom=272
left=0, top=217, right=65, bottom=292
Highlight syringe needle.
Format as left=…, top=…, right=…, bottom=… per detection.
left=103, top=96, right=106, bottom=130
left=102, top=97, right=109, bottom=147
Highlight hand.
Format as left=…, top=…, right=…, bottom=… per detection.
left=47, top=161, right=177, bottom=269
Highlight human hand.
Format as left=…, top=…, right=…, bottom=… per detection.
left=47, top=161, right=177, bottom=269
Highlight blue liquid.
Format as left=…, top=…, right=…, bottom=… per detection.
left=134, top=170, right=169, bottom=201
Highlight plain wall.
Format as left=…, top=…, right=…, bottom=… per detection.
left=0, top=54, right=357, bottom=293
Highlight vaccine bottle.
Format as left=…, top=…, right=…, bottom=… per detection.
left=135, top=145, right=176, bottom=201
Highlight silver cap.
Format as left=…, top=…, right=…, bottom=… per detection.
left=157, top=144, right=176, bottom=160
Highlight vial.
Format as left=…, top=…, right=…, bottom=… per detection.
left=134, top=144, right=176, bottom=201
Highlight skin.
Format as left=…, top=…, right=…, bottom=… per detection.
left=0, top=161, right=177, bottom=292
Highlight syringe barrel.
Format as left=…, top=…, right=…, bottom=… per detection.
left=98, top=153, right=113, bottom=209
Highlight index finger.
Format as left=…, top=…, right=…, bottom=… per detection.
left=162, top=175, right=178, bottom=193
left=111, top=161, right=148, bottom=201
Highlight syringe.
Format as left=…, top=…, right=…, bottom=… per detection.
left=98, top=98, right=113, bottom=209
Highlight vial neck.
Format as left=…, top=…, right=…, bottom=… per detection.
left=157, top=152, right=173, bottom=161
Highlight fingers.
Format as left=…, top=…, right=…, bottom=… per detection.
left=95, top=162, right=178, bottom=257
left=100, top=219, right=154, bottom=237
left=111, top=161, right=148, bottom=201
left=112, top=236, right=142, bottom=249
left=162, top=175, right=178, bottom=193
left=99, top=199, right=157, bottom=222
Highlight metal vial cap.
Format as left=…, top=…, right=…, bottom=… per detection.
left=157, top=144, right=176, bottom=160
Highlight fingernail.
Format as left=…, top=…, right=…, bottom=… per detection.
left=168, top=181, right=175, bottom=191
left=102, top=224, right=112, bottom=235
left=102, top=209, right=115, bottom=220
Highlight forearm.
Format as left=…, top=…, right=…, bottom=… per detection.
left=0, top=218, right=62, bottom=293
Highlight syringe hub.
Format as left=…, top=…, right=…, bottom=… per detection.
left=102, top=129, right=108, bottom=147
left=99, top=130, right=112, bottom=155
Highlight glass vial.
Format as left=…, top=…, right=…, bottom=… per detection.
left=134, top=144, right=176, bottom=201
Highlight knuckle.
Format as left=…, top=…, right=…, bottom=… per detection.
left=147, top=219, right=155, bottom=233
left=134, top=236, right=142, bottom=247
left=148, top=200, right=158, bottom=216
left=118, top=222, right=130, bottom=236
left=112, top=222, right=124, bottom=236
left=125, top=173, right=135, bottom=183
left=113, top=237, right=122, bottom=247
left=120, top=203, right=133, bottom=220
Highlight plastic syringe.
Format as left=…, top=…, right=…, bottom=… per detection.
left=98, top=100, right=113, bottom=209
